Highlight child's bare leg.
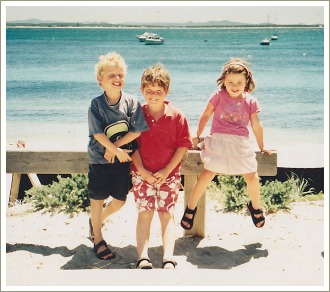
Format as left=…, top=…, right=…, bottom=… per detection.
left=158, top=211, right=176, bottom=260
left=243, top=172, right=261, bottom=208
left=102, top=198, right=126, bottom=222
left=136, top=210, right=154, bottom=259
left=90, top=199, right=107, bottom=253
left=188, top=168, right=216, bottom=209
left=181, top=168, right=215, bottom=229
left=243, top=172, right=264, bottom=227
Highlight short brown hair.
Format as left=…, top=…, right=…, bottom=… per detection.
left=141, top=63, right=170, bottom=92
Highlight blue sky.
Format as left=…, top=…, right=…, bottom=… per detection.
left=3, top=1, right=327, bottom=25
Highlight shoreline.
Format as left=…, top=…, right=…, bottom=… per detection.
left=6, top=25, right=323, bottom=29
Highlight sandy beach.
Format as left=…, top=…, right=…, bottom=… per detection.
left=4, top=190, right=327, bottom=290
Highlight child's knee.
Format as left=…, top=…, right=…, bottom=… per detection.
left=112, top=198, right=126, bottom=209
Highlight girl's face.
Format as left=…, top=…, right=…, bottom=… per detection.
left=223, top=73, right=247, bottom=98
left=97, top=65, right=125, bottom=92
left=140, top=83, right=168, bottom=106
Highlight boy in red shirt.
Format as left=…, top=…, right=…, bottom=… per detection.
left=131, top=64, right=192, bottom=269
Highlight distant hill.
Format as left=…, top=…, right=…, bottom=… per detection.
left=6, top=19, right=322, bottom=27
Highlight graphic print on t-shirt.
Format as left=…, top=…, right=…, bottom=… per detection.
left=104, top=120, right=138, bottom=152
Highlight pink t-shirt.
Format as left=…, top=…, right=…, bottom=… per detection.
left=131, top=101, right=192, bottom=176
left=209, top=89, right=261, bottom=137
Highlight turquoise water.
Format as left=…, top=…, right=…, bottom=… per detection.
left=5, top=27, right=325, bottom=166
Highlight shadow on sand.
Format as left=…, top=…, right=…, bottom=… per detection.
left=6, top=236, right=268, bottom=270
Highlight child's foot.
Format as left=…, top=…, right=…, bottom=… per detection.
left=180, top=206, right=197, bottom=230
left=136, top=258, right=153, bottom=269
left=93, top=240, right=116, bottom=260
left=162, top=259, right=177, bottom=269
left=247, top=201, right=265, bottom=228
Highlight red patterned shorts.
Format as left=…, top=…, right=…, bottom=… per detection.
left=131, top=171, right=182, bottom=214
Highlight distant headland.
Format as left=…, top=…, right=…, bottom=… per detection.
left=6, top=19, right=324, bottom=28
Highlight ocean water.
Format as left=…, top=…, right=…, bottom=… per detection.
left=5, top=27, right=326, bottom=167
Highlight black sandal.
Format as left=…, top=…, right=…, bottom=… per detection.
left=180, top=206, right=197, bottom=230
left=136, top=258, right=153, bottom=269
left=162, top=259, right=177, bottom=269
left=247, top=201, right=265, bottom=228
left=93, top=240, right=116, bottom=260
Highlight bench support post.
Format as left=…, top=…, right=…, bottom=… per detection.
left=8, top=173, right=21, bottom=206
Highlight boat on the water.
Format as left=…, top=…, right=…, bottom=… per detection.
left=145, top=35, right=165, bottom=45
left=271, top=34, right=278, bottom=40
left=260, top=38, right=270, bottom=45
left=136, top=32, right=156, bottom=42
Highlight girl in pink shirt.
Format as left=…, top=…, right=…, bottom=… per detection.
left=180, top=58, right=272, bottom=231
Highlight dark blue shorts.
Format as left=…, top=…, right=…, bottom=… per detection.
left=88, top=163, right=132, bottom=201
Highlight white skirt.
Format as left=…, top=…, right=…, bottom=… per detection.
left=199, top=133, right=257, bottom=175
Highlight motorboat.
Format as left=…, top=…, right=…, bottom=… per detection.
left=271, top=34, right=278, bottom=40
left=260, top=38, right=270, bottom=45
left=145, top=35, right=165, bottom=45
left=136, top=32, right=156, bottom=42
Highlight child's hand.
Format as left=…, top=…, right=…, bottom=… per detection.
left=261, top=149, right=272, bottom=155
left=141, top=171, right=157, bottom=185
left=153, top=169, right=170, bottom=185
left=115, top=148, right=132, bottom=163
left=104, top=149, right=116, bottom=163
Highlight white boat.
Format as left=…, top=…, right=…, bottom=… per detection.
left=136, top=32, right=156, bottom=42
left=145, top=35, right=165, bottom=45
left=271, top=34, right=278, bottom=40
left=260, top=38, right=270, bottom=45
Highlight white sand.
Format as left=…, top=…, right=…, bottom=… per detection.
left=4, top=192, right=327, bottom=289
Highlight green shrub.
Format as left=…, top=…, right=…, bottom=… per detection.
left=208, top=172, right=319, bottom=213
left=214, top=175, right=248, bottom=212
left=24, top=174, right=90, bottom=214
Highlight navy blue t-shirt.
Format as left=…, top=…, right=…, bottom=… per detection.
left=88, top=91, right=149, bottom=164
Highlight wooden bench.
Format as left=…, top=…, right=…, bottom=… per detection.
left=6, top=149, right=277, bottom=238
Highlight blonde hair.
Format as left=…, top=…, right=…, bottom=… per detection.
left=140, top=63, right=170, bottom=92
left=216, top=58, right=255, bottom=92
left=95, top=52, right=127, bottom=78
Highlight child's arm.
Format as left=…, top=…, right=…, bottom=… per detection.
left=250, top=113, right=272, bottom=155
left=113, top=131, right=141, bottom=148
left=196, top=103, right=214, bottom=137
left=153, top=147, right=188, bottom=185
left=131, top=150, right=157, bottom=185
left=93, top=133, right=132, bottom=163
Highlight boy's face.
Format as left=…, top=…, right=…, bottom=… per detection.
left=97, top=65, right=125, bottom=92
left=140, top=84, right=168, bottom=106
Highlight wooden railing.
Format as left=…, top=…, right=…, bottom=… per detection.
left=6, top=149, right=277, bottom=238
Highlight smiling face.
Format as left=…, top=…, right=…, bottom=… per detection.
left=141, top=83, right=168, bottom=107
left=223, top=73, right=247, bottom=98
left=97, top=64, right=125, bottom=93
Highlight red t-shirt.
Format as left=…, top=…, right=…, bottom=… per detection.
left=132, top=101, right=192, bottom=176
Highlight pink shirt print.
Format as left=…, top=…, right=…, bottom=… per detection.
left=209, top=89, right=261, bottom=137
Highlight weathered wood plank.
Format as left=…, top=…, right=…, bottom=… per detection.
left=6, top=150, right=277, bottom=176
left=6, top=151, right=89, bottom=174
